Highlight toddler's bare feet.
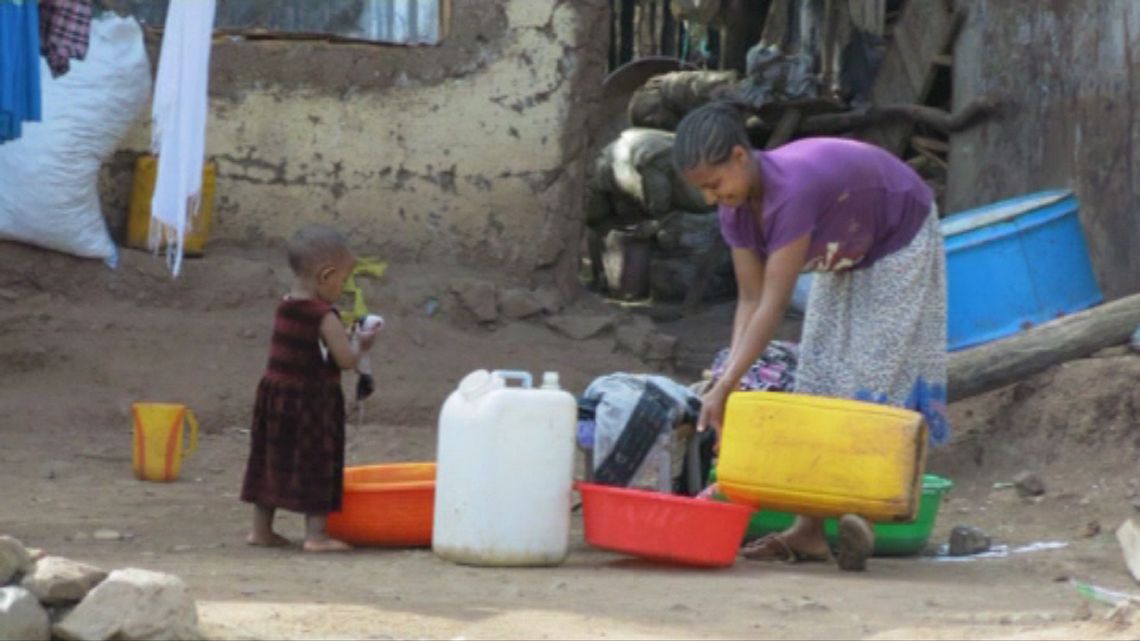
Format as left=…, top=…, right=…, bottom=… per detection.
left=303, top=537, right=352, bottom=553
left=246, top=531, right=292, bottom=548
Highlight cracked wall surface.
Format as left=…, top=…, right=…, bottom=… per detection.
left=113, top=0, right=609, bottom=290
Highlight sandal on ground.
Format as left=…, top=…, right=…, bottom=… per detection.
left=835, top=514, right=875, bottom=572
left=740, top=533, right=831, bottom=563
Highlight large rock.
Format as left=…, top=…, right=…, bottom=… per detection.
left=0, top=586, right=50, bottom=641
left=498, top=288, right=544, bottom=320
left=615, top=317, right=655, bottom=356
left=547, top=313, right=615, bottom=341
left=21, top=557, right=107, bottom=606
left=53, top=568, right=199, bottom=641
left=451, top=280, right=498, bottom=323
left=0, top=536, right=31, bottom=585
left=644, top=331, right=678, bottom=362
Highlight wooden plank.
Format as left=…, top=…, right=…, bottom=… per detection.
left=861, top=0, right=958, bottom=154
left=911, top=135, right=950, bottom=154
left=947, top=293, right=1140, bottom=401
left=765, top=109, right=803, bottom=149
left=850, top=0, right=886, bottom=36
left=912, top=144, right=948, bottom=171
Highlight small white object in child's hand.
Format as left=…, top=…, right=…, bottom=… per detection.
left=360, top=314, right=384, bottom=333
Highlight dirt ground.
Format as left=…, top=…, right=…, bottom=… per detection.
left=3, top=240, right=1140, bottom=640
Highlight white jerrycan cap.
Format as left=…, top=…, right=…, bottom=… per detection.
left=458, top=369, right=500, bottom=401
left=541, top=371, right=561, bottom=389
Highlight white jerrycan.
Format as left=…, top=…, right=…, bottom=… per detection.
left=432, top=369, right=577, bottom=566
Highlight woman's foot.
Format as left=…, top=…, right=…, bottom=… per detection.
left=741, top=533, right=831, bottom=562
left=246, top=531, right=292, bottom=548
left=835, top=514, right=875, bottom=571
left=303, top=537, right=352, bottom=553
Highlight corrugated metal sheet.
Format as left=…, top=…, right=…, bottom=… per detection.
left=358, top=0, right=441, bottom=45
left=948, top=0, right=1140, bottom=299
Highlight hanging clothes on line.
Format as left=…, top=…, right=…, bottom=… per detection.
left=38, top=0, right=94, bottom=78
left=0, top=0, right=43, bottom=145
left=149, top=0, right=216, bottom=276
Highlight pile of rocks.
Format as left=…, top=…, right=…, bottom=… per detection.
left=0, top=535, right=199, bottom=641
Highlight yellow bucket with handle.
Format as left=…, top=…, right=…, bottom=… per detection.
left=132, top=403, right=199, bottom=482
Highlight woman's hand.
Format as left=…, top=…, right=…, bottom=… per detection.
left=697, top=382, right=732, bottom=450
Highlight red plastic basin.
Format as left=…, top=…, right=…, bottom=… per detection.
left=577, top=482, right=754, bottom=568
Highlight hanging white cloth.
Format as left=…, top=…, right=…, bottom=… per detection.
left=149, top=0, right=216, bottom=277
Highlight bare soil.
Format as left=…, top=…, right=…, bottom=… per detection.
left=2, top=240, right=1140, bottom=640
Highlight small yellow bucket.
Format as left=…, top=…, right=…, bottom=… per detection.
left=131, top=403, right=199, bottom=482
left=126, top=154, right=217, bottom=256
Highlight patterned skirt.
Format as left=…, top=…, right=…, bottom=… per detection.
left=794, top=204, right=951, bottom=445
left=240, top=377, right=346, bottom=514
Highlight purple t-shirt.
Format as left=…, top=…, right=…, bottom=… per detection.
left=718, top=138, right=933, bottom=272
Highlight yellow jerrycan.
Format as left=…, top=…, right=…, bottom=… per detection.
left=716, top=392, right=927, bottom=522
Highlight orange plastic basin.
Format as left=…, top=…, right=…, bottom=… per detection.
left=326, top=463, right=435, bottom=547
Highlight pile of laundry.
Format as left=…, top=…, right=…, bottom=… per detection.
left=577, top=340, right=801, bottom=497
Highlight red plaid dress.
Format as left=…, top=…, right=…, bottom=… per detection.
left=241, top=298, right=346, bottom=514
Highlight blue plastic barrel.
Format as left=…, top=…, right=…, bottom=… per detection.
left=940, top=190, right=1103, bottom=352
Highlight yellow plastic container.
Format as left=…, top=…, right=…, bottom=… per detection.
left=131, top=403, right=199, bottom=482
left=716, top=392, right=927, bottom=522
left=126, top=154, right=216, bottom=256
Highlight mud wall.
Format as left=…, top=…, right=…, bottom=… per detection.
left=948, top=0, right=1140, bottom=300
left=110, top=0, right=609, bottom=291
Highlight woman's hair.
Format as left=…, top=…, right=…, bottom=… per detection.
left=287, top=224, right=351, bottom=275
left=672, top=101, right=753, bottom=173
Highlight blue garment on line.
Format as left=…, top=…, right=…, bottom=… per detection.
left=0, top=0, right=43, bottom=144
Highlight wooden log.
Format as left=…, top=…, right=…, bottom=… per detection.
left=800, top=95, right=999, bottom=135
left=948, top=293, right=1140, bottom=402
left=765, top=108, right=803, bottom=149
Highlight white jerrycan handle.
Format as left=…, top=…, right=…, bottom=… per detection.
left=492, top=370, right=533, bottom=388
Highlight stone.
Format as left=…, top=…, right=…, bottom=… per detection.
left=0, top=586, right=50, bottom=641
left=643, top=331, right=678, bottom=361
left=546, top=313, right=614, bottom=341
left=1116, top=519, right=1140, bottom=583
left=0, top=536, right=31, bottom=585
left=614, top=317, right=654, bottom=355
left=451, top=280, right=498, bottom=323
left=533, top=288, right=563, bottom=314
left=498, top=288, right=543, bottom=320
left=1013, top=471, right=1046, bottom=498
left=948, top=526, right=991, bottom=557
left=53, top=568, right=200, bottom=641
left=91, top=530, right=122, bottom=542
left=21, top=557, right=107, bottom=606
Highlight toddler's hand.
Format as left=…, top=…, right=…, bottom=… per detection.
left=355, top=314, right=384, bottom=351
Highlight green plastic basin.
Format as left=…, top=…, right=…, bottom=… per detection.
left=711, top=473, right=954, bottom=557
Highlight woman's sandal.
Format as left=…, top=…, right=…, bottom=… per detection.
left=740, top=533, right=831, bottom=563
left=835, top=514, right=875, bottom=572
